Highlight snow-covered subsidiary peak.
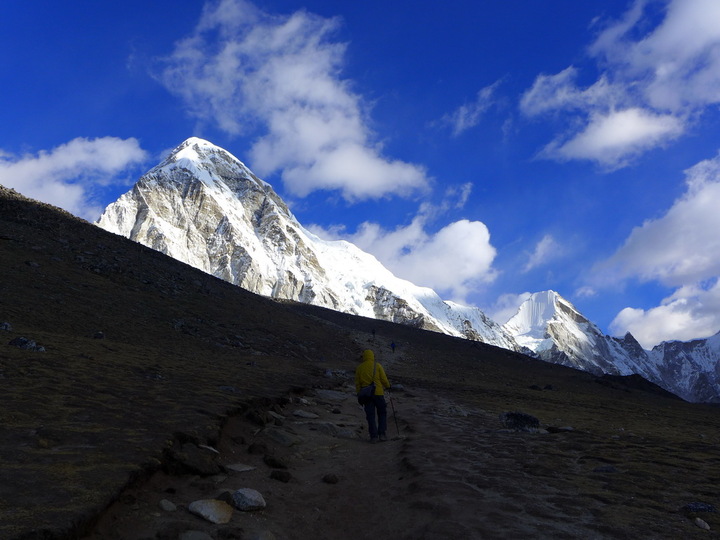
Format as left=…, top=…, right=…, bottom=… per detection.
left=503, top=290, right=619, bottom=373
left=503, top=291, right=564, bottom=347
left=503, top=291, right=720, bottom=402
left=96, top=137, right=523, bottom=352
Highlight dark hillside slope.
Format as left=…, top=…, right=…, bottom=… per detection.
left=2, top=185, right=720, bottom=539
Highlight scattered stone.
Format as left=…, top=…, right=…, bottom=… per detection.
left=546, top=426, right=574, bottom=433
left=225, top=463, right=256, bottom=473
left=270, top=470, right=291, bottom=483
left=263, top=454, right=288, bottom=469
left=695, top=517, right=711, bottom=530
left=188, top=499, right=233, bottom=524
left=198, top=444, right=219, bottom=454
left=322, top=474, right=339, bottom=484
left=390, top=384, right=405, bottom=391
left=0, top=322, right=11, bottom=331
left=682, top=502, right=718, bottom=513
left=231, top=488, right=267, bottom=511
left=93, top=331, right=105, bottom=339
left=263, top=427, right=303, bottom=447
left=159, top=499, right=177, bottom=512
left=267, top=410, right=286, bottom=421
left=314, top=389, right=349, bottom=402
left=447, top=405, right=469, bottom=417
left=499, top=411, right=540, bottom=432
left=8, top=337, right=45, bottom=352
left=293, top=409, right=319, bottom=419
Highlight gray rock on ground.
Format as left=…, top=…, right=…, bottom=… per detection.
left=232, top=488, right=267, bottom=511
left=187, top=499, right=233, bottom=524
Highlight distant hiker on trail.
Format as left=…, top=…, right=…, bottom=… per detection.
left=390, top=341, right=396, bottom=353
left=355, top=349, right=391, bottom=443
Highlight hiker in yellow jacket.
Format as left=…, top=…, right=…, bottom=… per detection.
left=355, top=349, right=391, bottom=442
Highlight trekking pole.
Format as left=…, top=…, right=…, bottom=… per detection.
left=389, top=395, right=400, bottom=438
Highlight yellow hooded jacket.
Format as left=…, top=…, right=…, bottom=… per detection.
left=355, top=349, right=391, bottom=396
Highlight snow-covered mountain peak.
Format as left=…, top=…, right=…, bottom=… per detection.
left=96, top=138, right=524, bottom=352
left=144, top=137, right=276, bottom=201
left=503, top=290, right=562, bottom=339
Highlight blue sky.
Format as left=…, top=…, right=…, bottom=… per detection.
left=3, top=0, right=720, bottom=348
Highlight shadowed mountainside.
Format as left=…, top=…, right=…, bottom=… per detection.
left=2, top=184, right=720, bottom=539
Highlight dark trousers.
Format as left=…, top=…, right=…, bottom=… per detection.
left=364, top=395, right=387, bottom=438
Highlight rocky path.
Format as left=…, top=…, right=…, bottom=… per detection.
left=84, top=347, right=715, bottom=540
left=85, top=376, right=581, bottom=539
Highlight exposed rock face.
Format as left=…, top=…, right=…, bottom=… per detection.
left=97, top=137, right=522, bottom=350
left=649, top=334, right=720, bottom=403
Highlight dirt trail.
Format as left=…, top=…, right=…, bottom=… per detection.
left=85, top=358, right=606, bottom=540
left=83, top=341, right=711, bottom=539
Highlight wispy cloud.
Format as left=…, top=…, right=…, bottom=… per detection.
left=0, top=137, right=147, bottom=219
left=596, top=151, right=720, bottom=346
left=158, top=0, right=430, bottom=201
left=523, top=234, right=562, bottom=273
left=443, top=81, right=502, bottom=136
left=521, top=0, right=720, bottom=168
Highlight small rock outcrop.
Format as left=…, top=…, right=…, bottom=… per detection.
left=8, top=337, right=45, bottom=352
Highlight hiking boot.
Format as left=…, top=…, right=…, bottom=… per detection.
left=379, top=434, right=387, bottom=442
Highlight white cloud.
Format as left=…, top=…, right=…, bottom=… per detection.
left=544, top=108, right=683, bottom=168
left=0, top=137, right=147, bottom=219
left=521, top=0, right=720, bottom=167
left=159, top=0, right=430, bottom=201
left=523, top=234, right=562, bottom=272
left=610, top=280, right=720, bottom=348
left=444, top=81, right=502, bottom=136
left=598, top=151, right=720, bottom=345
left=597, top=152, right=720, bottom=286
left=591, top=0, right=720, bottom=111
left=311, top=214, right=498, bottom=302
